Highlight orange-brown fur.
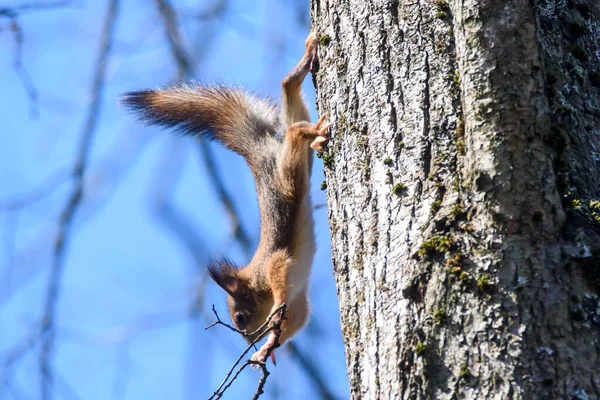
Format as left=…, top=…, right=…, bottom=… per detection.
left=122, top=32, right=328, bottom=362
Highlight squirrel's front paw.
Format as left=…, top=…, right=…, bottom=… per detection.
left=310, top=115, right=330, bottom=153
left=250, top=334, right=278, bottom=367
left=251, top=347, right=267, bottom=364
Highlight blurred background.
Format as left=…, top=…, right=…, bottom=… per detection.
left=0, top=0, right=348, bottom=399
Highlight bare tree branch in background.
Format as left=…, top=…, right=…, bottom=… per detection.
left=0, top=171, right=70, bottom=213
left=155, top=0, right=192, bottom=81
left=0, top=128, right=152, bottom=308
left=1, top=212, right=18, bottom=294
left=289, top=0, right=310, bottom=27
left=187, top=0, right=226, bottom=21
left=42, top=367, right=83, bottom=400
left=154, top=0, right=253, bottom=257
left=206, top=304, right=286, bottom=400
left=39, top=1, right=120, bottom=399
left=0, top=131, right=153, bottom=399
left=6, top=17, right=38, bottom=117
left=51, top=291, right=243, bottom=398
left=60, top=304, right=192, bottom=346
left=0, top=1, right=72, bottom=15
left=1, top=322, right=47, bottom=370
left=55, top=302, right=194, bottom=398
left=147, top=138, right=212, bottom=273
left=287, top=342, right=338, bottom=400
left=182, top=0, right=256, bottom=40
left=195, top=141, right=254, bottom=255
left=0, top=1, right=74, bottom=117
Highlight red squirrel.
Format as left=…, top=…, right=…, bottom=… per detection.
left=122, top=33, right=328, bottom=364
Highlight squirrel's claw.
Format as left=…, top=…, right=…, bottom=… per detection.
left=250, top=333, right=279, bottom=369
left=310, top=115, right=330, bottom=153
left=310, top=136, right=328, bottom=152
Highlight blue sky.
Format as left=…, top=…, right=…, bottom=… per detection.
left=0, top=0, right=348, bottom=398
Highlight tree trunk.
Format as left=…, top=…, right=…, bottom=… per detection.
left=310, top=0, right=600, bottom=398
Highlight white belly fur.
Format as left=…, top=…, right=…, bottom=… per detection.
left=288, top=193, right=316, bottom=302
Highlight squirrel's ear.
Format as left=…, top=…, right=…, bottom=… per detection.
left=208, top=259, right=242, bottom=297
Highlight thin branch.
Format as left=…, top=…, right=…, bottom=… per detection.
left=1, top=212, right=18, bottom=292
left=148, top=139, right=211, bottom=273
left=0, top=129, right=151, bottom=308
left=0, top=170, right=70, bottom=213
left=1, top=323, right=46, bottom=368
left=287, top=342, right=338, bottom=400
left=313, top=203, right=327, bottom=211
left=157, top=199, right=211, bottom=265
left=7, top=16, right=38, bottom=117
left=186, top=0, right=226, bottom=21
left=41, top=366, right=83, bottom=400
left=206, top=304, right=286, bottom=400
left=154, top=0, right=192, bottom=79
left=196, top=141, right=253, bottom=255
left=249, top=361, right=270, bottom=400
left=154, top=0, right=253, bottom=257
left=0, top=1, right=74, bottom=117
left=206, top=303, right=283, bottom=340
left=182, top=0, right=257, bottom=39
left=204, top=305, right=246, bottom=335
left=0, top=322, right=46, bottom=397
left=50, top=298, right=218, bottom=398
left=0, top=1, right=73, bottom=16
left=58, top=304, right=191, bottom=346
left=38, top=1, right=120, bottom=399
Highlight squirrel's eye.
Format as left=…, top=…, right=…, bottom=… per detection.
left=235, top=313, right=245, bottom=325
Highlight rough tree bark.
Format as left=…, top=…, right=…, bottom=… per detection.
left=310, top=0, right=600, bottom=398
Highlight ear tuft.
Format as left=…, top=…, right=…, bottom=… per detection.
left=208, top=259, right=242, bottom=296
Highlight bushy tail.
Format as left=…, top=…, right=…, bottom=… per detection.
left=121, top=85, right=280, bottom=161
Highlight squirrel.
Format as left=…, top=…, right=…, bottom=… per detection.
left=122, top=32, right=328, bottom=364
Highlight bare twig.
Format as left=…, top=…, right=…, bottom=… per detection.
left=1, top=212, right=18, bottom=292
left=205, top=307, right=338, bottom=400
left=206, top=303, right=283, bottom=340
left=154, top=0, right=192, bottom=80
left=61, top=306, right=191, bottom=346
left=0, top=1, right=73, bottom=16
left=0, top=129, right=151, bottom=307
left=0, top=1, right=74, bottom=117
left=249, top=360, right=270, bottom=400
left=154, top=0, right=253, bottom=257
left=206, top=304, right=287, bottom=400
left=186, top=0, right=226, bottom=21
left=54, top=298, right=205, bottom=397
left=182, top=0, right=256, bottom=39
left=196, top=141, right=253, bottom=255
left=157, top=199, right=211, bottom=264
left=1, top=323, right=46, bottom=368
left=204, top=304, right=246, bottom=335
left=7, top=16, right=38, bottom=117
left=41, top=366, right=83, bottom=400
left=38, top=0, right=120, bottom=399
left=287, top=342, right=338, bottom=400
left=148, top=138, right=211, bottom=271
left=313, top=202, right=328, bottom=211
left=0, top=170, right=70, bottom=213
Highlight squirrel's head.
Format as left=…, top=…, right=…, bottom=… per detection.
left=207, top=259, right=272, bottom=342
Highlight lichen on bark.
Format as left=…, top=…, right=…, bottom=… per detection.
left=311, top=0, right=600, bottom=398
